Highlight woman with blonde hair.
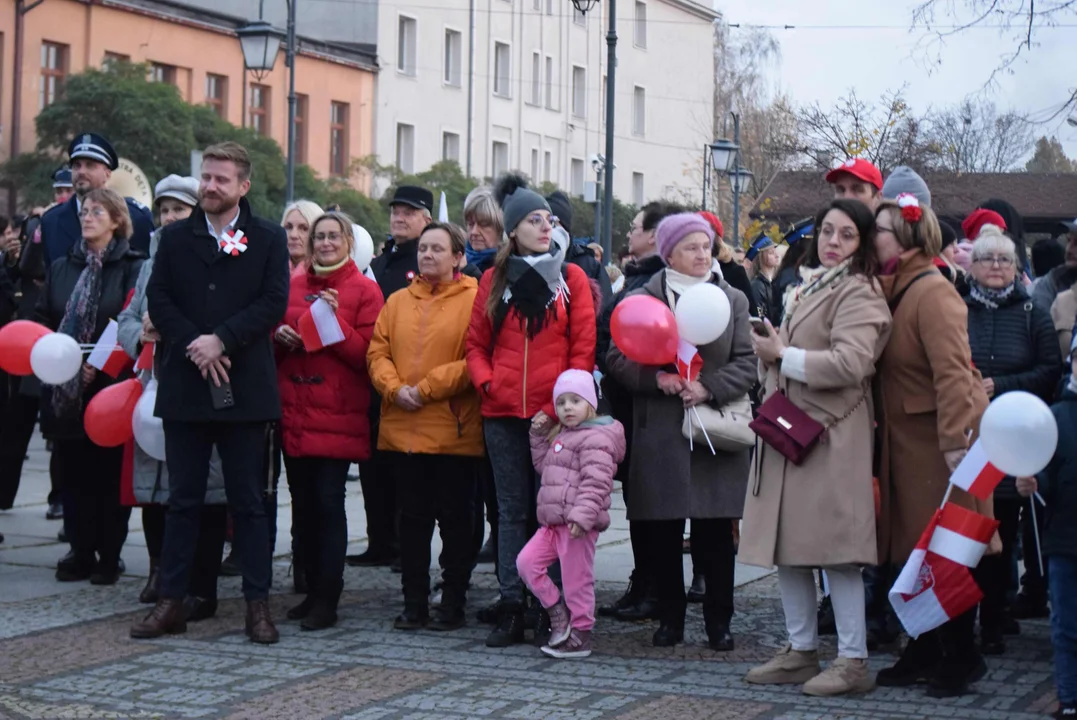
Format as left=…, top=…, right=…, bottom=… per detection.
left=282, top=200, right=324, bottom=276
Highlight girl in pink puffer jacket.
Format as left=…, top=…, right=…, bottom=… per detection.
left=517, top=369, right=626, bottom=659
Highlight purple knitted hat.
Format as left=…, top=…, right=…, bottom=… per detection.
left=553, top=369, right=598, bottom=410
left=655, top=213, right=715, bottom=264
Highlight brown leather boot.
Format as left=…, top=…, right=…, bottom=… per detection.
left=130, top=598, right=187, bottom=639
left=245, top=599, right=280, bottom=644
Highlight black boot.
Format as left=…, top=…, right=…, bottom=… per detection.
left=980, top=626, right=1006, bottom=656
left=287, top=596, right=316, bottom=620
left=485, top=602, right=525, bottom=647
left=476, top=597, right=504, bottom=625
left=686, top=573, right=705, bottom=604
left=876, top=633, right=941, bottom=687
left=430, top=586, right=468, bottom=632
left=599, top=571, right=644, bottom=617
left=301, top=600, right=338, bottom=631
left=1010, top=591, right=1049, bottom=619
left=394, top=603, right=429, bottom=631
left=139, top=558, right=161, bottom=604
left=926, top=652, right=986, bottom=698
left=292, top=562, right=309, bottom=595
left=532, top=606, right=552, bottom=648
left=652, top=622, right=684, bottom=647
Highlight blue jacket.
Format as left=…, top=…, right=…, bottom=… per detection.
left=40, top=194, right=154, bottom=267
left=1038, top=388, right=1077, bottom=558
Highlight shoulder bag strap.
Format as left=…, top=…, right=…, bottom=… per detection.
left=888, top=270, right=936, bottom=313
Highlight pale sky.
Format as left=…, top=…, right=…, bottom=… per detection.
left=716, top=0, right=1077, bottom=156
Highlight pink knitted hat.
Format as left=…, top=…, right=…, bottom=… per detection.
left=655, top=213, right=715, bottom=264
left=553, top=369, right=598, bottom=410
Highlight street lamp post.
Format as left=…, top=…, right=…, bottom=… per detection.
left=702, top=112, right=753, bottom=247
left=572, top=0, right=615, bottom=262
left=237, top=0, right=298, bottom=204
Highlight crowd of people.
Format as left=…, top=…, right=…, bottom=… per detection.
left=0, top=133, right=1074, bottom=716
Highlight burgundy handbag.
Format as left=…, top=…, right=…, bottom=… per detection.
left=749, top=390, right=824, bottom=466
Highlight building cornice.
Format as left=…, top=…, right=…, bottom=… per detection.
left=657, top=0, right=720, bottom=22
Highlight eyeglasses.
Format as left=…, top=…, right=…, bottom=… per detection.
left=974, top=255, right=1015, bottom=268
left=313, top=232, right=343, bottom=243
left=524, top=214, right=557, bottom=228
left=78, top=207, right=108, bottom=219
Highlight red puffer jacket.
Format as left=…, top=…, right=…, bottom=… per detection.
left=467, top=262, right=596, bottom=419
left=277, top=261, right=384, bottom=460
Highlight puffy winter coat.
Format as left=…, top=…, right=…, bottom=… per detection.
left=530, top=416, right=626, bottom=532
left=277, top=261, right=383, bottom=461
left=467, top=262, right=596, bottom=419
left=367, top=274, right=484, bottom=457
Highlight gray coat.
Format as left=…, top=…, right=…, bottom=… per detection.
left=606, top=271, right=756, bottom=521
left=117, top=229, right=225, bottom=506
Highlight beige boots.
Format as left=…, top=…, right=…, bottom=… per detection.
left=745, top=645, right=874, bottom=696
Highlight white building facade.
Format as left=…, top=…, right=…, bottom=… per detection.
left=373, top=0, right=718, bottom=205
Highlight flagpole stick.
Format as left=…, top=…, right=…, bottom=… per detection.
left=691, top=406, right=716, bottom=455
left=939, top=483, right=954, bottom=510
left=687, top=410, right=694, bottom=453
left=1034, top=491, right=1046, bottom=507
left=1030, top=495, right=1045, bottom=576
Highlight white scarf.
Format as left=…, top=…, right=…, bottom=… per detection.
left=664, top=268, right=711, bottom=301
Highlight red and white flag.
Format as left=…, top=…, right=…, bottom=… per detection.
left=298, top=298, right=345, bottom=352
left=948, top=440, right=1005, bottom=500
left=889, top=502, right=998, bottom=637
left=86, top=319, right=134, bottom=378
left=135, top=342, right=154, bottom=372
left=676, top=339, right=702, bottom=382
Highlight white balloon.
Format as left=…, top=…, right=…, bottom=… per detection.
left=132, top=380, right=166, bottom=461
left=352, top=224, right=374, bottom=272
left=30, top=333, right=83, bottom=385
left=979, top=391, right=1058, bottom=477
left=675, top=283, right=731, bottom=346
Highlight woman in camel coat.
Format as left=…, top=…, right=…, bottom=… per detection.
left=872, top=195, right=995, bottom=700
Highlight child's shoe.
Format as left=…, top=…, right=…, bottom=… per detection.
left=546, top=601, right=571, bottom=647
left=541, top=629, right=591, bottom=659
left=1054, top=703, right=1076, bottom=719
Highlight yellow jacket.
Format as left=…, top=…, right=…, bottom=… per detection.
left=367, top=274, right=484, bottom=456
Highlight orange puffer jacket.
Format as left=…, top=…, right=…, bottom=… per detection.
left=367, top=274, right=484, bottom=456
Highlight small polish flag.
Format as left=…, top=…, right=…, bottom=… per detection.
left=135, top=342, right=154, bottom=372
left=676, top=340, right=703, bottom=382
left=87, top=319, right=134, bottom=378
left=948, top=440, right=1005, bottom=500
left=298, top=298, right=345, bottom=352
left=889, top=502, right=998, bottom=637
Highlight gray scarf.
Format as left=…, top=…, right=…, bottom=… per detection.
left=498, top=227, right=570, bottom=338
left=968, top=278, right=1016, bottom=310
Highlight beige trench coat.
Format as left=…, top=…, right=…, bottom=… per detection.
left=739, top=274, right=892, bottom=569
left=875, top=250, right=991, bottom=566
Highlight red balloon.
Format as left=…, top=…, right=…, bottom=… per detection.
left=610, top=295, right=678, bottom=366
left=84, top=379, right=143, bottom=447
left=0, top=320, right=52, bottom=375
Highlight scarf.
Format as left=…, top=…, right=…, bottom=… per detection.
left=51, top=239, right=115, bottom=419
left=465, top=241, right=498, bottom=269
left=781, top=258, right=853, bottom=324
left=968, top=278, right=1016, bottom=310
left=664, top=268, right=711, bottom=310
left=497, top=230, right=570, bottom=338
left=312, top=256, right=350, bottom=276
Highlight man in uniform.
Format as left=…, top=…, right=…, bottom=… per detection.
left=51, top=166, right=74, bottom=207
left=39, top=133, right=153, bottom=265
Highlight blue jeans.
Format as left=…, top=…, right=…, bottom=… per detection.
left=1050, top=555, right=1077, bottom=705
left=484, top=417, right=537, bottom=604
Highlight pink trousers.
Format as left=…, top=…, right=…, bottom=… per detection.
left=516, top=525, right=598, bottom=631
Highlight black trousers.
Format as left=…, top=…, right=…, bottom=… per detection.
left=159, top=421, right=272, bottom=601
left=54, top=437, right=130, bottom=570
left=622, top=477, right=652, bottom=591
left=979, top=497, right=1021, bottom=630
left=283, top=454, right=349, bottom=604
left=143, top=503, right=227, bottom=599
left=359, top=449, right=399, bottom=556
left=0, top=388, right=42, bottom=509
left=472, top=456, right=498, bottom=558
left=644, top=517, right=735, bottom=628
left=390, top=451, right=478, bottom=609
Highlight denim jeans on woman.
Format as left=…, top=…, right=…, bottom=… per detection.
left=1050, top=555, right=1077, bottom=706
left=484, top=417, right=538, bottom=604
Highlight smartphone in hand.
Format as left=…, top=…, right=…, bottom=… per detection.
left=749, top=317, right=770, bottom=337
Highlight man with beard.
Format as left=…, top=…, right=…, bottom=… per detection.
left=39, top=133, right=153, bottom=265
left=132, top=142, right=289, bottom=644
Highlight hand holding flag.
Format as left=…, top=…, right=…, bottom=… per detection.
left=298, top=298, right=345, bottom=352
left=87, top=320, right=134, bottom=378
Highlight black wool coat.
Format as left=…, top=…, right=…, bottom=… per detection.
left=146, top=198, right=289, bottom=423
left=370, top=237, right=419, bottom=301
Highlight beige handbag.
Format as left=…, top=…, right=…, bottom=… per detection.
left=682, top=394, right=756, bottom=452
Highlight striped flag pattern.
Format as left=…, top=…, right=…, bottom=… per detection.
left=87, top=319, right=134, bottom=378
left=298, top=298, right=346, bottom=352
left=948, top=440, right=1005, bottom=500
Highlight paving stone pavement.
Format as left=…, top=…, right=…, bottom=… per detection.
left=0, top=437, right=1061, bottom=719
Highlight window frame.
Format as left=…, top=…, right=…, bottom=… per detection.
left=442, top=131, right=461, bottom=163
left=249, top=82, right=271, bottom=137
left=205, top=73, right=228, bottom=119
left=443, top=27, right=463, bottom=87
left=396, top=122, right=416, bottom=173
left=634, top=1, right=648, bottom=49
left=329, top=100, right=349, bottom=177
left=39, top=41, right=68, bottom=110
left=571, top=65, right=587, bottom=119
left=632, top=85, right=646, bottom=137
left=397, top=14, right=418, bottom=77
left=493, top=41, right=512, bottom=98
left=294, top=93, right=309, bottom=165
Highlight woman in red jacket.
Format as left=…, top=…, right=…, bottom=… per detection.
left=466, top=174, right=597, bottom=647
left=275, top=211, right=384, bottom=630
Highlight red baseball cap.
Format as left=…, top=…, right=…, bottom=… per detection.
left=825, top=158, right=883, bottom=191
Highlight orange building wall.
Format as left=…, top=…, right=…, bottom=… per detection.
left=0, top=0, right=375, bottom=192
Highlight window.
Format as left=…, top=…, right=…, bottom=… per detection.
left=632, top=172, right=644, bottom=207
left=571, top=66, right=586, bottom=118
left=544, top=150, right=552, bottom=183
left=249, top=83, right=270, bottom=136
left=295, top=94, right=308, bottom=164
left=330, top=101, right=349, bottom=176
left=530, top=148, right=539, bottom=181
left=634, top=1, right=647, bottom=48
left=601, top=75, right=607, bottom=125
left=205, top=73, right=227, bottom=119
left=533, top=0, right=542, bottom=9
left=396, top=123, right=415, bottom=173
left=492, top=141, right=509, bottom=178
left=632, top=86, right=646, bottom=136
left=397, top=16, right=417, bottom=76
left=544, top=56, right=554, bottom=109
left=573, top=7, right=586, bottom=25
left=570, top=158, right=585, bottom=196
left=530, top=52, right=541, bottom=105
left=444, top=29, right=462, bottom=86
left=442, top=131, right=460, bottom=163
left=149, top=62, right=176, bottom=85
left=546, top=0, right=554, bottom=14
left=39, top=42, right=67, bottom=109
left=494, top=42, right=511, bottom=98
left=103, top=51, right=129, bottom=67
